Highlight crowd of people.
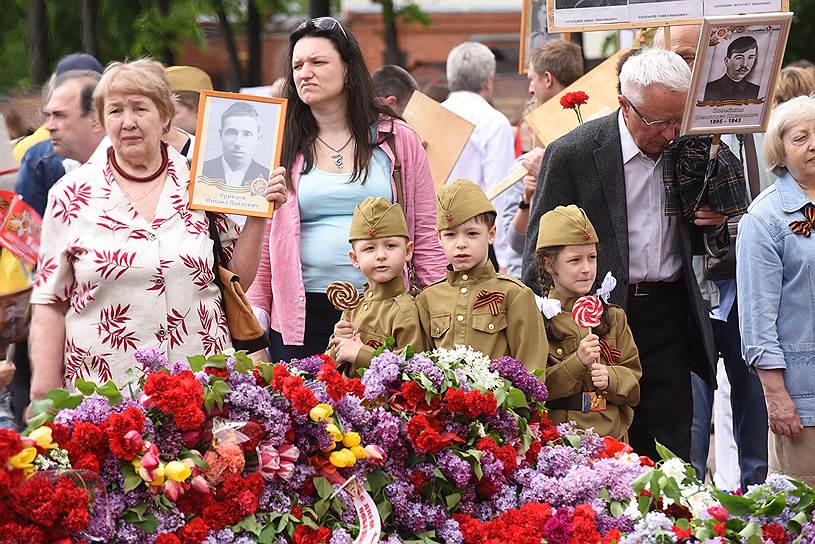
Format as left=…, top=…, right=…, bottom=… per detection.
left=2, top=16, right=815, bottom=491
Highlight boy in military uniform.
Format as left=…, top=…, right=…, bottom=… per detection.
left=416, top=179, right=547, bottom=372
left=328, top=197, right=425, bottom=370
left=535, top=205, right=642, bottom=439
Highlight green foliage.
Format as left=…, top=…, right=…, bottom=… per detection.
left=132, top=0, right=207, bottom=60
left=786, top=0, right=815, bottom=65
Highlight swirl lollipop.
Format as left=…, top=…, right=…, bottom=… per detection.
left=326, top=280, right=362, bottom=311
left=572, top=295, right=603, bottom=330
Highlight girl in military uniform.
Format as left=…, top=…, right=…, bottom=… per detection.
left=535, top=205, right=642, bottom=440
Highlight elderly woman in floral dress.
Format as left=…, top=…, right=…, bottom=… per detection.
left=28, top=59, right=287, bottom=402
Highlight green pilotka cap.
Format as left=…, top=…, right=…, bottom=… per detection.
left=436, top=178, right=496, bottom=230
left=348, top=196, right=409, bottom=242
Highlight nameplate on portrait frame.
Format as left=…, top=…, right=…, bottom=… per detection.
left=188, top=90, right=287, bottom=218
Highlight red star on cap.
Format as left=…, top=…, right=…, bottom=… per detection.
left=445, top=212, right=454, bottom=224
left=583, top=231, right=590, bottom=241
left=368, top=228, right=377, bottom=238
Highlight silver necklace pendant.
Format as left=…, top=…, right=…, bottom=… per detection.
left=333, top=153, right=344, bottom=169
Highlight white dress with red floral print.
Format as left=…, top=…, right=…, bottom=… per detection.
left=31, top=147, right=240, bottom=388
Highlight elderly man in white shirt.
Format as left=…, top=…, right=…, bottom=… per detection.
left=442, top=42, right=515, bottom=191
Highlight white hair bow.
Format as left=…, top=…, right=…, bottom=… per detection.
left=595, top=271, right=617, bottom=304
left=535, top=294, right=562, bottom=319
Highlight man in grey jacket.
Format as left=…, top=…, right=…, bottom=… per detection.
left=523, top=49, right=728, bottom=461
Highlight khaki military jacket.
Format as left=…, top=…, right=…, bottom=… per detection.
left=416, top=262, right=548, bottom=373
left=545, top=289, right=642, bottom=439
left=327, top=275, right=425, bottom=372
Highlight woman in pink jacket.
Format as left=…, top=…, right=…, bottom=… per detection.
left=247, top=17, right=446, bottom=359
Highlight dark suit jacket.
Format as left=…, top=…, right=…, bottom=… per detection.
left=704, top=75, right=760, bottom=101
left=521, top=111, right=719, bottom=387
left=202, top=156, right=270, bottom=186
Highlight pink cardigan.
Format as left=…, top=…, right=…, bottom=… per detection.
left=247, top=119, right=447, bottom=346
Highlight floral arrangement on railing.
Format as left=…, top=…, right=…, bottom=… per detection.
left=5, top=345, right=815, bottom=544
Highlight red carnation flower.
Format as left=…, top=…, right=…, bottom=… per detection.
left=601, top=529, right=622, bottom=544
left=672, top=525, right=692, bottom=539
left=177, top=517, right=209, bottom=544
left=105, top=407, right=146, bottom=460
left=560, top=91, right=589, bottom=110
left=293, top=525, right=332, bottom=544
left=762, top=522, right=788, bottom=544
left=444, top=388, right=497, bottom=419
left=708, top=505, right=729, bottom=522
left=156, top=535, right=182, bottom=544
left=144, top=371, right=205, bottom=431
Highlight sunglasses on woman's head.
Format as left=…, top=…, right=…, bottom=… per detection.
left=297, top=16, right=347, bottom=39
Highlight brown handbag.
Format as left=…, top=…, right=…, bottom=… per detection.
left=207, top=212, right=269, bottom=353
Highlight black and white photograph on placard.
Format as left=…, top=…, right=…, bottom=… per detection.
left=550, top=0, right=627, bottom=30
left=189, top=90, right=287, bottom=218
left=681, top=13, right=792, bottom=136
left=520, top=0, right=561, bottom=73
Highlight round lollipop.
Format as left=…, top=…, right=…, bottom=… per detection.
left=326, top=280, right=362, bottom=311
left=572, top=295, right=603, bottom=330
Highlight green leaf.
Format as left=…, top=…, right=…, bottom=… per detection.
left=637, top=494, right=652, bottom=516
left=610, top=500, right=623, bottom=517
left=506, top=387, right=528, bottom=409
left=598, top=488, right=610, bottom=501
left=188, top=354, right=206, bottom=372
left=367, top=469, right=392, bottom=495
left=493, top=387, right=508, bottom=405
left=212, top=379, right=232, bottom=395
left=181, top=450, right=209, bottom=469
left=314, top=477, right=333, bottom=500
left=713, top=489, right=754, bottom=517
left=445, top=492, right=461, bottom=509
left=563, top=434, right=582, bottom=449
left=259, top=522, right=282, bottom=543
left=233, top=352, right=255, bottom=373
left=74, top=379, right=97, bottom=396
left=44, top=388, right=70, bottom=405
left=121, top=462, right=143, bottom=492
left=132, top=514, right=159, bottom=533
left=314, top=498, right=330, bottom=519
left=29, top=398, right=54, bottom=417
left=95, top=380, right=123, bottom=404
left=377, top=499, right=393, bottom=523
left=24, top=413, right=50, bottom=432
left=233, top=514, right=261, bottom=536
left=654, top=441, right=677, bottom=461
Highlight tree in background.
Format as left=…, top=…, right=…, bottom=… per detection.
left=785, top=0, right=815, bottom=66
left=370, top=0, right=429, bottom=67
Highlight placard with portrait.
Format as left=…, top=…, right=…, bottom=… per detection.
left=189, top=91, right=287, bottom=218
left=680, top=12, right=792, bottom=136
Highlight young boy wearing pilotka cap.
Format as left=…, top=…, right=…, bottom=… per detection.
left=415, top=179, right=548, bottom=373
left=328, top=197, right=425, bottom=371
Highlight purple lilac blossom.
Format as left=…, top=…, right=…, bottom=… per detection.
left=382, top=536, right=404, bottom=544
left=154, top=506, right=185, bottom=533
left=115, top=522, right=154, bottom=544
left=100, top=454, right=125, bottom=488
left=55, top=396, right=112, bottom=425
left=260, top=481, right=292, bottom=512
left=153, top=418, right=183, bottom=458
left=490, top=356, right=548, bottom=403
left=226, top=382, right=290, bottom=441
left=486, top=408, right=519, bottom=442
left=537, top=444, right=585, bottom=478
left=134, top=347, right=167, bottom=373
left=592, top=458, right=645, bottom=501
left=362, top=351, right=403, bottom=400
left=437, top=518, right=464, bottom=544
left=329, top=528, right=352, bottom=544
left=166, top=359, right=192, bottom=375
left=287, top=355, right=325, bottom=375
left=336, top=395, right=372, bottom=433
left=490, top=483, right=519, bottom=514
left=438, top=451, right=473, bottom=488
left=83, top=488, right=116, bottom=542
left=454, top=369, right=471, bottom=392
left=404, top=354, right=445, bottom=390
left=385, top=479, right=414, bottom=515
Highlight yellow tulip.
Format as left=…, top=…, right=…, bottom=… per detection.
left=165, top=461, right=191, bottom=483
left=309, top=403, right=334, bottom=422
left=325, top=424, right=343, bottom=442
left=329, top=448, right=357, bottom=468
left=28, top=427, right=58, bottom=449
left=149, top=463, right=166, bottom=486
left=342, top=432, right=361, bottom=448
left=8, top=447, right=36, bottom=470
left=351, top=445, right=366, bottom=460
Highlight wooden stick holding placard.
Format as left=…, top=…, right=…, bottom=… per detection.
left=485, top=166, right=529, bottom=201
